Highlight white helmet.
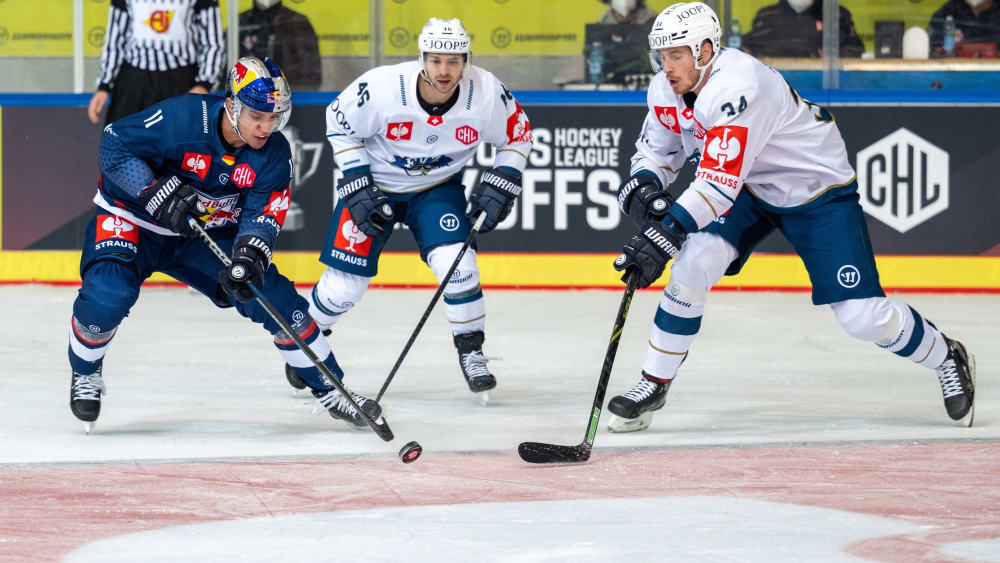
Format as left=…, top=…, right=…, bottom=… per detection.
left=647, top=2, right=721, bottom=74
left=417, top=17, right=472, bottom=84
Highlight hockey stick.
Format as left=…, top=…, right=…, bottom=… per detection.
left=189, top=218, right=394, bottom=442
left=375, top=212, right=487, bottom=402
left=517, top=270, right=639, bottom=463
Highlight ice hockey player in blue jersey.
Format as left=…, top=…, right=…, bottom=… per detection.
left=607, top=2, right=975, bottom=432
left=67, top=56, right=380, bottom=432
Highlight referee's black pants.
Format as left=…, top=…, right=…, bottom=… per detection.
left=106, top=62, right=199, bottom=125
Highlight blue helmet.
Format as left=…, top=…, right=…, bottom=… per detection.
left=226, top=56, right=292, bottom=131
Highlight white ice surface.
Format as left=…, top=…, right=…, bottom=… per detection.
left=3, top=285, right=994, bottom=465
left=63, top=496, right=923, bottom=563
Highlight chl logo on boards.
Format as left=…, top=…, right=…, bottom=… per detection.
left=857, top=128, right=949, bottom=234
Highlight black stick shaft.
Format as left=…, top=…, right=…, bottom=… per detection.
left=375, top=212, right=486, bottom=402
left=189, top=218, right=394, bottom=441
left=581, top=271, right=638, bottom=447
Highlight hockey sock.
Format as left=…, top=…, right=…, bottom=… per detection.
left=68, top=315, right=116, bottom=374
left=309, top=268, right=370, bottom=329
left=273, top=314, right=344, bottom=388
left=876, top=303, right=948, bottom=369
left=642, top=279, right=705, bottom=379
left=428, top=243, right=485, bottom=334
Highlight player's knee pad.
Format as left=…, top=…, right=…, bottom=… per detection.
left=310, top=268, right=370, bottom=326
left=73, top=259, right=140, bottom=333
left=658, top=277, right=708, bottom=318
left=428, top=243, right=481, bottom=301
left=831, top=297, right=900, bottom=342
left=670, top=232, right=735, bottom=290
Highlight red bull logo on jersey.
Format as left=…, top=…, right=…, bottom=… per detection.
left=654, top=106, right=681, bottom=134
left=204, top=207, right=241, bottom=226
left=386, top=122, right=413, bottom=141
left=333, top=208, right=372, bottom=257
left=506, top=101, right=532, bottom=144
left=700, top=125, right=748, bottom=176
left=456, top=125, right=479, bottom=145
left=144, top=10, right=174, bottom=33
left=231, top=164, right=256, bottom=188
left=181, top=152, right=212, bottom=180
left=96, top=215, right=139, bottom=244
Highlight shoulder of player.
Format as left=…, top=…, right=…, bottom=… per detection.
left=697, top=50, right=762, bottom=109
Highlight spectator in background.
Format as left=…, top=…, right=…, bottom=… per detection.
left=742, top=0, right=865, bottom=58
left=88, top=0, right=225, bottom=126
left=598, top=0, right=656, bottom=25
left=928, top=0, right=1000, bottom=56
left=239, top=0, right=322, bottom=90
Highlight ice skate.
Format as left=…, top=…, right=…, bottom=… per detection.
left=70, top=369, right=106, bottom=434
left=935, top=336, right=975, bottom=427
left=311, top=384, right=382, bottom=429
left=455, top=331, right=498, bottom=405
left=607, top=372, right=670, bottom=433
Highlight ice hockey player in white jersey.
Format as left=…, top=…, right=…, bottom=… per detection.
left=607, top=2, right=975, bottom=432
left=291, top=17, right=533, bottom=400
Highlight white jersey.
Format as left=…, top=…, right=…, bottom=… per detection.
left=631, top=48, right=855, bottom=231
left=325, top=61, right=533, bottom=193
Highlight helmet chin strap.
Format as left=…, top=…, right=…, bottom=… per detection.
left=225, top=100, right=251, bottom=145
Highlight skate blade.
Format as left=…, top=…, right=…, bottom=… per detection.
left=607, top=412, right=652, bottom=433
left=83, top=421, right=95, bottom=435
left=477, top=391, right=490, bottom=407
left=959, top=354, right=976, bottom=428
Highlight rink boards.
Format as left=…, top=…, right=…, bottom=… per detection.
left=1, top=92, right=998, bottom=290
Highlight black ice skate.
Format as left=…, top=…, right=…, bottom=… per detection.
left=606, top=372, right=671, bottom=433
left=935, top=336, right=976, bottom=426
left=311, top=385, right=382, bottom=428
left=454, top=331, right=498, bottom=403
left=70, top=369, right=106, bottom=434
left=284, top=328, right=332, bottom=395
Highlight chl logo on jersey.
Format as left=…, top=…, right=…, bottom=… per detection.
left=333, top=208, right=372, bottom=256
left=231, top=164, right=256, bottom=188
left=386, top=121, right=413, bottom=141
left=96, top=215, right=139, bottom=244
left=506, top=101, right=532, bottom=144
left=654, top=106, right=681, bottom=134
left=182, top=152, right=211, bottom=180
left=700, top=126, right=748, bottom=176
left=455, top=125, right=479, bottom=145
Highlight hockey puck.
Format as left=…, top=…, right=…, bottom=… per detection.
left=399, top=440, right=422, bottom=464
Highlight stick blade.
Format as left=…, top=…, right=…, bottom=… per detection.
left=517, top=441, right=591, bottom=464
left=369, top=418, right=394, bottom=442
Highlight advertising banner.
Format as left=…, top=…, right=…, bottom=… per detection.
left=1, top=99, right=998, bottom=287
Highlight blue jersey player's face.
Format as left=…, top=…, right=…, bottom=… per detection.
left=227, top=100, right=283, bottom=150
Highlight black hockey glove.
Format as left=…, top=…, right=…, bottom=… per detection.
left=219, top=236, right=271, bottom=303
left=618, top=171, right=673, bottom=228
left=613, top=219, right=686, bottom=289
left=138, top=175, right=207, bottom=237
left=337, top=169, right=394, bottom=237
left=467, top=167, right=522, bottom=234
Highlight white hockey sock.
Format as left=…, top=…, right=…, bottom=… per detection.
left=876, top=303, right=948, bottom=369
left=642, top=280, right=706, bottom=380
left=428, top=244, right=485, bottom=335
left=309, top=268, right=370, bottom=329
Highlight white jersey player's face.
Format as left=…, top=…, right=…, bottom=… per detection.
left=420, top=53, right=466, bottom=101
left=656, top=43, right=713, bottom=95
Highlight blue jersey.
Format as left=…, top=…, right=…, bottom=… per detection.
left=94, top=93, right=292, bottom=253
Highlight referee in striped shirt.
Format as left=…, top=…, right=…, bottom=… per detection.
left=88, top=0, right=225, bottom=125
